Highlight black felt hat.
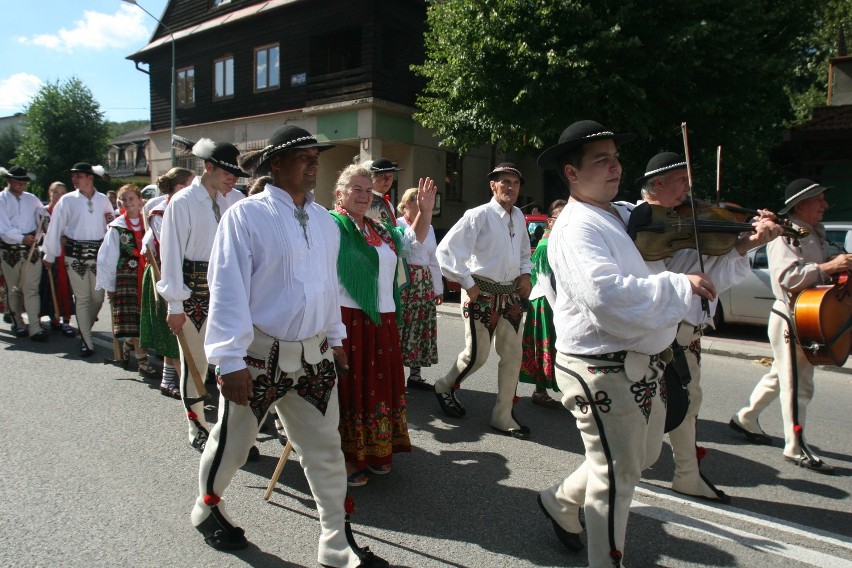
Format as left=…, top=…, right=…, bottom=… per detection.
left=487, top=162, right=525, bottom=185
left=778, top=178, right=829, bottom=215
left=634, top=152, right=687, bottom=186
left=181, top=137, right=251, bottom=178
left=537, top=120, right=636, bottom=169
left=369, top=157, right=403, bottom=173
left=2, top=165, right=35, bottom=181
left=66, top=162, right=105, bottom=179
left=244, top=125, right=335, bottom=175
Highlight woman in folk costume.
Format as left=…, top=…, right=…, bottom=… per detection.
left=331, top=164, right=437, bottom=486
left=96, top=184, right=156, bottom=378
left=395, top=187, right=443, bottom=391
left=519, top=199, right=566, bottom=408
left=140, top=167, right=194, bottom=397
left=40, top=181, right=76, bottom=337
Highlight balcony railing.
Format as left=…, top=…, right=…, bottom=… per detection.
left=305, top=66, right=373, bottom=105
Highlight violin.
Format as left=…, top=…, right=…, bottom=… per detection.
left=627, top=201, right=808, bottom=261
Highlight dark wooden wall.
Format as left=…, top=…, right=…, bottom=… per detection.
left=132, top=0, right=426, bottom=132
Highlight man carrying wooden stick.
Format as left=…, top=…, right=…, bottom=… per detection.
left=193, top=125, right=389, bottom=567
left=157, top=137, right=249, bottom=453
left=0, top=166, right=48, bottom=342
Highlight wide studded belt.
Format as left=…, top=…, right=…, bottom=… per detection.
left=472, top=276, right=516, bottom=295
left=64, top=238, right=102, bottom=260
left=182, top=259, right=209, bottom=298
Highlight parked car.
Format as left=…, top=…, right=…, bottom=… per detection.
left=438, top=213, right=550, bottom=300
left=140, top=184, right=159, bottom=201
left=713, top=222, right=852, bottom=328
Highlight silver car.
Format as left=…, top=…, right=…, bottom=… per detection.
left=713, top=222, right=852, bottom=328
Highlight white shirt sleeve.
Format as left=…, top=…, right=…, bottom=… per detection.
left=95, top=226, right=120, bottom=292
left=43, top=198, right=67, bottom=263
left=436, top=213, right=477, bottom=290
left=156, top=198, right=192, bottom=314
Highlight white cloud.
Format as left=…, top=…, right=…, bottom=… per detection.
left=0, top=73, right=43, bottom=113
left=17, top=5, right=150, bottom=52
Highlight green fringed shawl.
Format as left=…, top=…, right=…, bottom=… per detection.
left=530, top=232, right=551, bottom=288
left=330, top=211, right=404, bottom=326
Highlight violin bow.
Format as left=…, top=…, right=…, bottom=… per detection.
left=716, top=146, right=722, bottom=205
left=681, top=122, right=711, bottom=317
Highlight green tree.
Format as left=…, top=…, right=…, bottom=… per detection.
left=0, top=125, right=21, bottom=167
left=414, top=0, right=818, bottom=207
left=16, top=77, right=110, bottom=196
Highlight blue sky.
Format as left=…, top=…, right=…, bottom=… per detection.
left=1, top=0, right=170, bottom=123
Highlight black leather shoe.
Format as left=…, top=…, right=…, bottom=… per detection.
left=61, top=324, right=76, bottom=338
left=785, top=454, right=835, bottom=475
left=728, top=418, right=772, bottom=445
left=537, top=495, right=583, bottom=552
left=435, top=390, right=465, bottom=418
left=79, top=342, right=94, bottom=358
left=30, top=330, right=50, bottom=343
left=2, top=314, right=11, bottom=324
left=195, top=507, right=249, bottom=551
left=492, top=424, right=531, bottom=440
left=247, top=445, right=260, bottom=462
left=14, top=328, right=29, bottom=338
left=407, top=376, right=434, bottom=391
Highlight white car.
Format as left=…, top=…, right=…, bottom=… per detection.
left=713, top=222, right=852, bottom=328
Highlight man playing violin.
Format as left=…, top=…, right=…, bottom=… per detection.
left=731, top=179, right=852, bottom=474
left=637, top=151, right=784, bottom=502
left=535, top=122, right=718, bottom=568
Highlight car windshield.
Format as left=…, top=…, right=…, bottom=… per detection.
left=528, top=221, right=547, bottom=249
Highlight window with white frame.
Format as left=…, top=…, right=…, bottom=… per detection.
left=214, top=56, right=234, bottom=99
left=255, top=44, right=280, bottom=91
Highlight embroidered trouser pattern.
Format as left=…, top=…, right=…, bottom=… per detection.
left=435, top=288, right=524, bottom=431
left=542, top=351, right=666, bottom=568
left=0, top=248, right=42, bottom=335
left=192, top=335, right=360, bottom=568
left=738, top=302, right=815, bottom=459
left=64, top=256, right=104, bottom=349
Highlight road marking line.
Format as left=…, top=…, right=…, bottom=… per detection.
left=637, top=485, right=852, bottom=549
left=633, top=503, right=852, bottom=568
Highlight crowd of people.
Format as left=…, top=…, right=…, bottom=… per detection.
left=0, top=118, right=846, bottom=568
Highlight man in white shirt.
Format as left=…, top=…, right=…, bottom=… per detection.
left=435, top=163, right=533, bottom=439
left=43, top=163, right=113, bottom=357
left=195, top=124, right=389, bottom=567
left=0, top=166, right=47, bottom=341
left=156, top=138, right=249, bottom=453
left=536, top=121, right=717, bottom=567
left=636, top=152, right=782, bottom=501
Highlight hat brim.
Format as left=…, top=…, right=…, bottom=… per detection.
left=256, top=142, right=335, bottom=174
left=65, top=168, right=102, bottom=179
left=778, top=185, right=829, bottom=215
left=634, top=162, right=687, bottom=187
left=537, top=132, right=636, bottom=169
left=372, top=167, right=403, bottom=173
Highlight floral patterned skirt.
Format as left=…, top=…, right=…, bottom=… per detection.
left=338, top=307, right=411, bottom=469
left=399, top=264, right=439, bottom=368
left=519, top=297, right=559, bottom=391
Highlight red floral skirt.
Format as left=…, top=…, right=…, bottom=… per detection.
left=338, top=307, right=411, bottom=469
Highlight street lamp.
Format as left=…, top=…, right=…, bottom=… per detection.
left=123, top=0, right=176, bottom=167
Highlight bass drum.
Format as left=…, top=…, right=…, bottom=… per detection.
left=793, top=272, right=852, bottom=366
left=664, top=363, right=689, bottom=433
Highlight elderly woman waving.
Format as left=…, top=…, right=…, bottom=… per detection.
left=330, top=164, right=436, bottom=487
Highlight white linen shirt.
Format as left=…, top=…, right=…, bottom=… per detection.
left=204, top=185, right=346, bottom=375
left=396, top=216, right=443, bottom=295
left=0, top=191, right=45, bottom=245
left=436, top=198, right=532, bottom=290
left=142, top=200, right=167, bottom=255
left=548, top=201, right=694, bottom=355
left=42, top=190, right=113, bottom=262
left=96, top=215, right=144, bottom=292
left=218, top=188, right=245, bottom=212
left=156, top=176, right=220, bottom=314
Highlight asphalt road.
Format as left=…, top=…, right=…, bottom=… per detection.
left=0, top=304, right=850, bottom=568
